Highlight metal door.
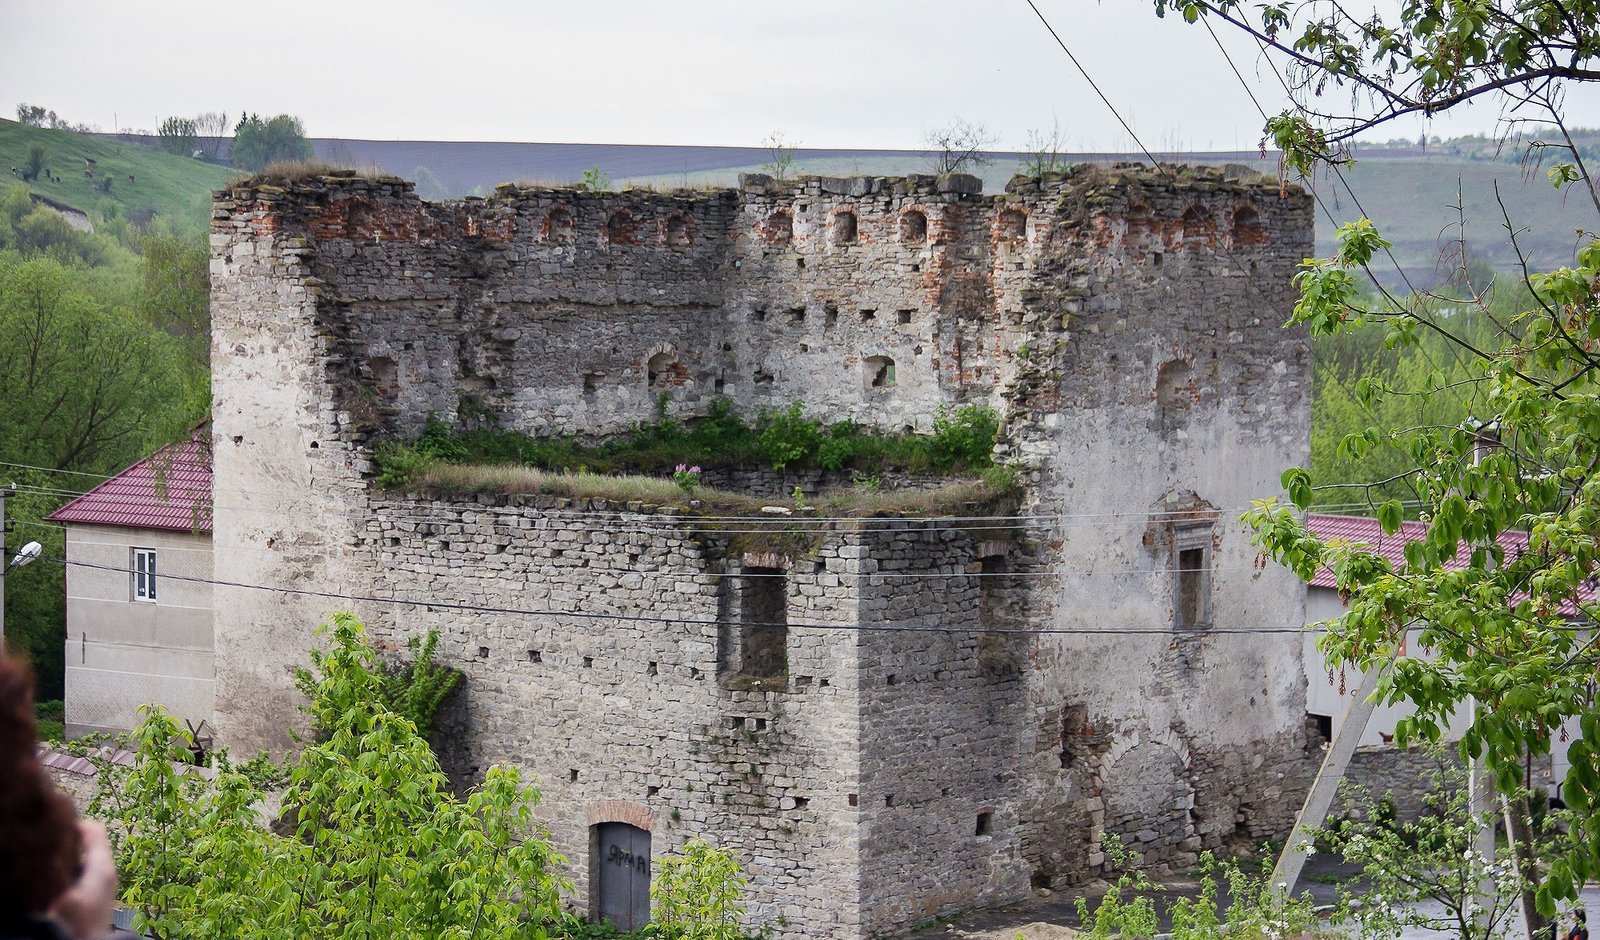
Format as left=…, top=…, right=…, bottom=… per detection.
left=594, top=822, right=651, bottom=930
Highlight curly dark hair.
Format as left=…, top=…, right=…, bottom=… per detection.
left=0, top=653, right=81, bottom=918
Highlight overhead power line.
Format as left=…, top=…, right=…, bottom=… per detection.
left=48, top=554, right=1323, bottom=636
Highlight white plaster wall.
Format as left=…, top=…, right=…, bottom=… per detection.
left=62, top=524, right=213, bottom=736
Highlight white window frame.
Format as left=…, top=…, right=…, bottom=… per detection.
left=133, top=547, right=157, bottom=603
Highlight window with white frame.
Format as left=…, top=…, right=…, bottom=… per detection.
left=133, top=548, right=157, bottom=602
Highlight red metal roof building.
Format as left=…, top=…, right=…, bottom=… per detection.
left=46, top=436, right=212, bottom=532
left=46, top=433, right=214, bottom=740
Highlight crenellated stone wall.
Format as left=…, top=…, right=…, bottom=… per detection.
left=209, top=164, right=1318, bottom=938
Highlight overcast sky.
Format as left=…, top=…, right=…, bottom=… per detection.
left=4, top=0, right=1595, bottom=151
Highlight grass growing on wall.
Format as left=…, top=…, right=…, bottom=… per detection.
left=374, top=399, right=1003, bottom=486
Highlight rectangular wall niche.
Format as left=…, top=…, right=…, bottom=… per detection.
left=1173, top=525, right=1213, bottom=630
left=729, top=567, right=788, bottom=679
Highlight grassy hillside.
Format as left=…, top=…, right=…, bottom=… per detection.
left=0, top=119, right=234, bottom=237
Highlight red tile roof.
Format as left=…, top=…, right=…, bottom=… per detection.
left=46, top=436, right=212, bottom=533
left=1304, top=512, right=1590, bottom=608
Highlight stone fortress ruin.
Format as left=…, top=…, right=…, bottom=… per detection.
left=208, top=162, right=1318, bottom=937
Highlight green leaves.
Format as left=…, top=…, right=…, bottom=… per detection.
left=651, top=840, right=751, bottom=940
left=1281, top=466, right=1313, bottom=509
left=1377, top=498, right=1404, bottom=534
left=98, top=615, right=568, bottom=939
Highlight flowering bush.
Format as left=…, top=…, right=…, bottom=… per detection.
left=672, top=463, right=702, bottom=490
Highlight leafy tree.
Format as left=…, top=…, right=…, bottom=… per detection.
left=21, top=145, right=45, bottom=183
left=1155, top=0, right=1600, bottom=918
left=231, top=113, right=313, bottom=172
left=137, top=232, right=210, bottom=350
left=650, top=839, right=751, bottom=940
left=0, top=254, right=193, bottom=472
left=923, top=117, right=996, bottom=175
left=293, top=626, right=460, bottom=738
left=411, top=165, right=451, bottom=201
left=156, top=116, right=199, bottom=157
left=95, top=614, right=568, bottom=940
left=1319, top=765, right=1526, bottom=940
left=15, top=103, right=54, bottom=128
left=192, top=111, right=229, bottom=162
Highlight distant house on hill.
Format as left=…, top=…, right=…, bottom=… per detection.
left=1303, top=513, right=1584, bottom=809
left=47, top=432, right=213, bottom=739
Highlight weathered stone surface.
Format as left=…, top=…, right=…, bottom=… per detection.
left=208, top=167, right=1318, bottom=939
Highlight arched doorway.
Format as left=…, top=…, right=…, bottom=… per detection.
left=592, top=822, right=651, bottom=930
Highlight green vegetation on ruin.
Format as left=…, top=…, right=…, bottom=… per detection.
left=373, top=399, right=1018, bottom=517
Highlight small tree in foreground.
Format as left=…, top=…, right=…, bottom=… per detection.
left=650, top=839, right=753, bottom=940
left=1076, top=835, right=1319, bottom=940
left=92, top=613, right=566, bottom=939
left=1319, top=768, right=1525, bottom=940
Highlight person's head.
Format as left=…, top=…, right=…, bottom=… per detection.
left=1578, top=910, right=1588, bottom=924
left=0, top=653, right=82, bottom=920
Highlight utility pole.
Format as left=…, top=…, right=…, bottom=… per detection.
left=1, top=482, right=7, bottom=651
left=0, top=484, right=42, bottom=653
left=1271, top=653, right=1395, bottom=892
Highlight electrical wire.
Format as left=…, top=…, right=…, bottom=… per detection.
left=44, top=553, right=1324, bottom=636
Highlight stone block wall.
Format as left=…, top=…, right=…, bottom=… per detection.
left=209, top=165, right=1318, bottom=938
left=340, top=493, right=1023, bottom=937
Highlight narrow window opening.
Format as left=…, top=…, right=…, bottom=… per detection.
left=859, top=308, right=876, bottom=321
left=865, top=356, right=896, bottom=389
left=976, top=811, right=994, bottom=836
left=788, top=307, right=806, bottom=323
left=978, top=554, right=1018, bottom=675
left=824, top=304, right=839, bottom=328
left=764, top=210, right=794, bottom=245
left=896, top=309, right=914, bottom=325
left=832, top=210, right=858, bottom=245
left=1174, top=527, right=1213, bottom=630
left=478, top=646, right=490, bottom=659
left=605, top=209, right=640, bottom=245
left=665, top=214, right=693, bottom=248
left=792, top=796, right=809, bottom=810
left=1310, top=712, right=1333, bottom=743
left=997, top=208, right=1027, bottom=240
left=647, top=352, right=679, bottom=389
left=528, top=650, right=542, bottom=663
left=545, top=207, right=576, bottom=245
left=900, top=210, right=928, bottom=244
left=736, top=567, right=787, bottom=679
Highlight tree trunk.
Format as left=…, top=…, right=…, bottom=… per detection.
left=1503, top=793, right=1549, bottom=940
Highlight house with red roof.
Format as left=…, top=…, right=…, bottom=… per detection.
left=46, top=431, right=213, bottom=739
left=1303, top=513, right=1581, bottom=806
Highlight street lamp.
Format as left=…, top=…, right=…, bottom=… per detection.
left=0, top=475, right=41, bottom=648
